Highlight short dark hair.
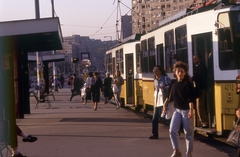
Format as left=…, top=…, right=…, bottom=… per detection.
left=88, top=72, right=93, bottom=77
left=154, top=65, right=167, bottom=76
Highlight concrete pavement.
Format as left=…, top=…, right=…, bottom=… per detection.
left=13, top=88, right=235, bottom=157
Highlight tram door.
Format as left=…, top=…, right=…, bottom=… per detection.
left=125, top=53, right=134, bottom=106
left=192, top=32, right=214, bottom=128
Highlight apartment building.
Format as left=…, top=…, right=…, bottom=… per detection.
left=131, top=0, right=193, bottom=34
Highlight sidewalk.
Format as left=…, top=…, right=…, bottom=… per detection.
left=14, top=88, right=234, bottom=157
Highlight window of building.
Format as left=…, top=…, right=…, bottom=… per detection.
left=106, top=53, right=113, bottom=74
left=164, top=30, right=175, bottom=72
left=175, top=25, right=188, bottom=64
left=116, top=49, right=124, bottom=74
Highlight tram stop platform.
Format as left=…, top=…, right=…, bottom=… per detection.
left=13, top=87, right=236, bottom=157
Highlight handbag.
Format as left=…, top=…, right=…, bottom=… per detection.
left=227, top=118, right=240, bottom=147
left=86, top=87, right=91, bottom=94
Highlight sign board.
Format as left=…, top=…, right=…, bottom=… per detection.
left=81, top=52, right=90, bottom=60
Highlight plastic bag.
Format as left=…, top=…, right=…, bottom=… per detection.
left=227, top=119, right=240, bottom=147
left=165, top=101, right=175, bottom=120
left=112, top=84, right=119, bottom=94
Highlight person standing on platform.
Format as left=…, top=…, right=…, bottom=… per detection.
left=103, top=72, right=113, bottom=104
left=68, top=73, right=83, bottom=101
left=163, top=61, right=195, bottom=157
left=113, top=70, right=124, bottom=109
left=59, top=74, right=65, bottom=88
left=192, top=54, right=209, bottom=128
left=91, top=72, right=103, bottom=110
left=149, top=65, right=171, bottom=139
left=84, top=72, right=94, bottom=104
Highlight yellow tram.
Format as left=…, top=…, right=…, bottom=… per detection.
left=105, top=3, right=240, bottom=136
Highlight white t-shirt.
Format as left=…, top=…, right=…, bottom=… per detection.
left=154, top=89, right=163, bottom=107
left=85, top=77, right=93, bottom=88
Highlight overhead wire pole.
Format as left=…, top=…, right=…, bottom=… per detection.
left=35, top=0, right=41, bottom=99
left=115, top=0, right=122, bottom=43
left=51, top=0, right=57, bottom=90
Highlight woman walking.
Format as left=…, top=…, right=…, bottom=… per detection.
left=113, top=70, right=124, bottom=109
left=84, top=72, right=93, bottom=104
left=103, top=72, right=113, bottom=104
left=149, top=65, right=171, bottom=139
left=91, top=72, right=103, bottom=110
left=163, top=61, right=195, bottom=157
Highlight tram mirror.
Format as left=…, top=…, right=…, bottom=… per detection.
left=236, top=75, right=240, bottom=94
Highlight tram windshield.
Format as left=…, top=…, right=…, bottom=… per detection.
left=218, top=11, right=240, bottom=70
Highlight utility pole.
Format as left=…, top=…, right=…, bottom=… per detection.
left=51, top=0, right=57, bottom=87
left=35, top=0, right=41, bottom=99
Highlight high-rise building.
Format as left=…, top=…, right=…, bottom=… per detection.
left=131, top=0, right=192, bottom=34
left=121, top=15, right=132, bottom=41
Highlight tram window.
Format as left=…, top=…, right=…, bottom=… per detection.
left=156, top=44, right=164, bottom=68
left=116, top=49, right=124, bottom=74
left=106, top=53, right=113, bottom=74
left=136, top=44, right=142, bottom=73
left=165, top=29, right=175, bottom=72
left=218, top=28, right=236, bottom=70
left=148, top=37, right=156, bottom=73
left=175, top=25, right=188, bottom=65
left=141, top=40, right=149, bottom=73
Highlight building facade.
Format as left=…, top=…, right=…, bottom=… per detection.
left=131, top=0, right=192, bottom=34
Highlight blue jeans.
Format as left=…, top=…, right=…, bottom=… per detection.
left=152, top=106, right=163, bottom=137
left=169, top=108, right=194, bottom=153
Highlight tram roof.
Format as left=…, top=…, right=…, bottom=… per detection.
left=0, top=17, right=63, bottom=52
left=149, top=3, right=225, bottom=33
left=111, top=34, right=142, bottom=49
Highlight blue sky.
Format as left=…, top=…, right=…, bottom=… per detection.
left=0, top=0, right=132, bottom=40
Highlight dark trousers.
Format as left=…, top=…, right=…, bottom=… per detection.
left=70, top=90, right=81, bottom=100
left=152, top=106, right=163, bottom=137
left=10, top=125, right=22, bottom=148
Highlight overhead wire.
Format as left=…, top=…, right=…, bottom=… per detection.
left=90, top=6, right=118, bottom=37
left=49, top=0, right=134, bottom=39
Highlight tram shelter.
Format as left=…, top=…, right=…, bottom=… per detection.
left=28, top=54, right=65, bottom=95
left=0, top=17, right=63, bottom=147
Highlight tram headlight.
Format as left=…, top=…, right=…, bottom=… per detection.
left=236, top=75, right=240, bottom=94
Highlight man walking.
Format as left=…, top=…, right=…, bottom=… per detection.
left=192, top=54, right=209, bottom=128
